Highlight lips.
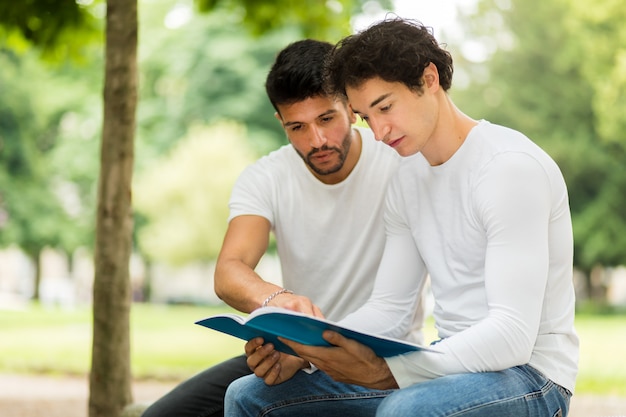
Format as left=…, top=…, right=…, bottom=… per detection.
left=387, top=136, right=404, bottom=148
left=311, top=150, right=335, bottom=161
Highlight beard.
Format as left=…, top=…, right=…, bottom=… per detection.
left=297, top=128, right=353, bottom=176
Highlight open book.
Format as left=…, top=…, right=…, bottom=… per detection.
left=195, top=306, right=431, bottom=357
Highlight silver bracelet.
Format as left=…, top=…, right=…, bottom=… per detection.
left=261, top=288, right=294, bottom=308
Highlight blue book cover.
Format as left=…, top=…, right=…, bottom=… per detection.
left=195, top=306, right=431, bottom=357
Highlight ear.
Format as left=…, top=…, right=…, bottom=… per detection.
left=348, top=105, right=357, bottom=124
left=423, top=62, right=440, bottom=92
left=274, top=112, right=283, bottom=124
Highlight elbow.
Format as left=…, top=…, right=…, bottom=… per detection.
left=213, top=264, right=227, bottom=302
left=476, top=340, right=532, bottom=373
left=509, top=322, right=537, bottom=366
left=214, top=286, right=226, bottom=303
left=488, top=311, right=537, bottom=369
left=509, top=345, right=533, bottom=367
left=499, top=335, right=535, bottom=369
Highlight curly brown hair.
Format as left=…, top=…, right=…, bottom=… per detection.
left=325, top=18, right=453, bottom=97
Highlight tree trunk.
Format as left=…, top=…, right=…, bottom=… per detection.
left=88, top=0, right=137, bottom=416
left=30, top=247, right=42, bottom=301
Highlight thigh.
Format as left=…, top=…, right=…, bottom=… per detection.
left=225, top=369, right=394, bottom=417
left=142, top=355, right=251, bottom=417
left=377, top=365, right=570, bottom=417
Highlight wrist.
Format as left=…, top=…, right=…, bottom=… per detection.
left=371, top=358, right=399, bottom=389
left=261, top=288, right=294, bottom=308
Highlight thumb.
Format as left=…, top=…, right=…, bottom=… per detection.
left=322, top=330, right=346, bottom=346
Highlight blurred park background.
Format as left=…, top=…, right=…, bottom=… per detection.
left=1, top=0, right=625, bottom=414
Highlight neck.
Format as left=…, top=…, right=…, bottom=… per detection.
left=423, top=94, right=477, bottom=166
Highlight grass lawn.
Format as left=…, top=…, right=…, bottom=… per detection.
left=0, top=302, right=624, bottom=395
left=573, top=312, right=626, bottom=395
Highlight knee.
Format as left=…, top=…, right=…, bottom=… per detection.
left=376, top=389, right=423, bottom=417
left=376, top=391, right=403, bottom=417
left=224, top=375, right=247, bottom=404
left=224, top=374, right=259, bottom=414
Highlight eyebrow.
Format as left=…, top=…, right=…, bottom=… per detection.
left=283, top=109, right=337, bottom=127
left=351, top=93, right=392, bottom=115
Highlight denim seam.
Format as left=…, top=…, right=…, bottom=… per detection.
left=446, top=391, right=528, bottom=417
left=445, top=372, right=557, bottom=416
left=258, top=390, right=394, bottom=417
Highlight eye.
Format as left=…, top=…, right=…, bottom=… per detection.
left=290, top=124, right=303, bottom=132
left=320, top=116, right=333, bottom=123
left=380, top=104, right=391, bottom=112
left=359, top=115, right=369, bottom=122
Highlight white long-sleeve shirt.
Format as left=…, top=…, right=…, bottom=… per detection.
left=340, top=120, right=579, bottom=392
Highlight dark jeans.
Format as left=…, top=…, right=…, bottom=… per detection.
left=142, top=355, right=251, bottom=417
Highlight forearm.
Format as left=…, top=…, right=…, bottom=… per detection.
left=213, top=215, right=285, bottom=313
left=214, top=258, right=282, bottom=313
left=214, top=257, right=322, bottom=317
left=339, top=229, right=427, bottom=339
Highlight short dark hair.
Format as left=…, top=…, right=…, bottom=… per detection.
left=265, top=39, right=334, bottom=112
left=325, top=18, right=454, bottom=97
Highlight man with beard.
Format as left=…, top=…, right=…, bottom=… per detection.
left=226, top=18, right=577, bottom=417
left=141, top=39, right=425, bottom=417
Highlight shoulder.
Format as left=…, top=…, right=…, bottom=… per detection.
left=473, top=121, right=563, bottom=179
left=469, top=122, right=568, bottom=209
left=239, top=145, right=298, bottom=178
left=474, top=121, right=546, bottom=157
left=231, top=145, right=303, bottom=198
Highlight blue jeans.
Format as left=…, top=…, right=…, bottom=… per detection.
left=225, top=369, right=393, bottom=417
left=224, top=364, right=571, bottom=417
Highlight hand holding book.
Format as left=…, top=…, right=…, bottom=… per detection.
left=195, top=306, right=432, bottom=358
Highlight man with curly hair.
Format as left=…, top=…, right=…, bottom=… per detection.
left=225, top=18, right=578, bottom=417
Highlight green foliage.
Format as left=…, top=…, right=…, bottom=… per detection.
left=42, top=58, right=104, bottom=251
left=0, top=0, right=102, bottom=61
left=137, top=7, right=294, bottom=162
left=0, top=49, right=92, bottom=252
left=568, top=0, right=626, bottom=149
left=454, top=0, right=626, bottom=272
left=194, top=0, right=392, bottom=41
left=0, top=0, right=395, bottom=265
left=134, top=122, right=257, bottom=264
left=136, top=0, right=393, bottom=162
left=0, top=51, right=43, bottom=178
left=1, top=179, right=71, bottom=254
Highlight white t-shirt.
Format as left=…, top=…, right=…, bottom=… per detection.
left=342, top=121, right=579, bottom=392
left=228, top=127, right=425, bottom=343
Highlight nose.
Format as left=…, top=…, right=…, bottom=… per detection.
left=368, top=118, right=390, bottom=142
left=309, top=125, right=327, bottom=148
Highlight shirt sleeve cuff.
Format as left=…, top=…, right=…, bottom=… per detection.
left=385, top=355, right=416, bottom=389
left=301, top=362, right=318, bottom=374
